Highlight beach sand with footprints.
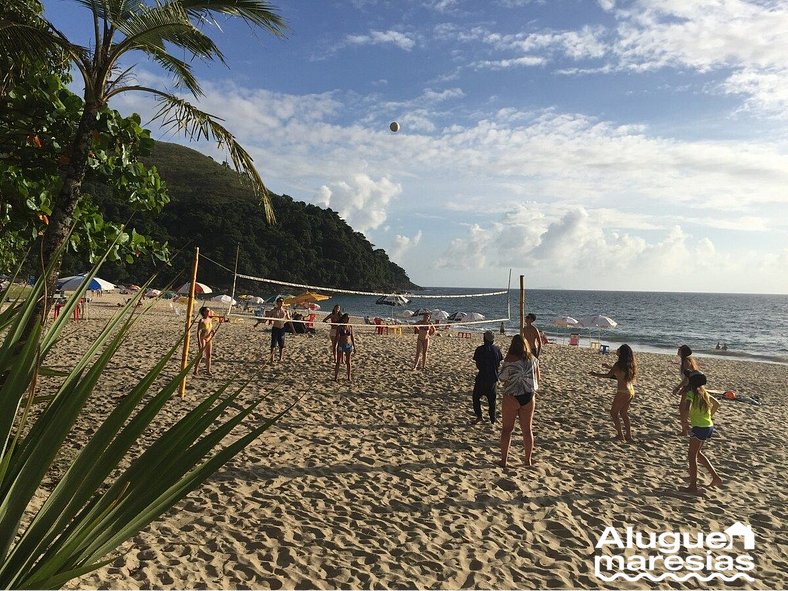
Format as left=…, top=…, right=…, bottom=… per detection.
left=44, top=294, right=787, bottom=589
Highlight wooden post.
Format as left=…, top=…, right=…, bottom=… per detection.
left=179, top=247, right=199, bottom=398
left=519, top=274, right=525, bottom=337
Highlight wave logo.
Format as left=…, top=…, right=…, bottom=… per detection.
left=594, top=522, right=755, bottom=583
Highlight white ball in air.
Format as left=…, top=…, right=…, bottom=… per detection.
left=389, top=121, right=400, bottom=133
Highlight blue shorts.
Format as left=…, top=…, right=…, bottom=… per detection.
left=338, top=342, right=353, bottom=353
left=691, top=426, right=714, bottom=441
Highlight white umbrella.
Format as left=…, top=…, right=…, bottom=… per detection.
left=376, top=294, right=410, bottom=306
left=57, top=274, right=115, bottom=292
left=146, top=288, right=161, bottom=297
left=248, top=296, right=265, bottom=304
left=579, top=315, right=618, bottom=329
left=553, top=316, right=579, bottom=328
left=448, top=311, right=486, bottom=322
left=431, top=309, right=450, bottom=320
left=177, top=282, right=212, bottom=295
left=399, top=309, right=415, bottom=318
left=211, top=294, right=236, bottom=305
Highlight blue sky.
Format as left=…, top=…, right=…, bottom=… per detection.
left=44, top=0, right=788, bottom=293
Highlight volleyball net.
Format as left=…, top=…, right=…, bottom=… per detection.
left=195, top=251, right=512, bottom=330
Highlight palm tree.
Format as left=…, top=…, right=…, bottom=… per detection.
left=0, top=0, right=285, bottom=302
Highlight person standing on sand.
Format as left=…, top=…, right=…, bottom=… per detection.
left=334, top=313, right=356, bottom=381
left=323, top=304, right=342, bottom=362
left=678, top=371, right=722, bottom=495
left=412, top=312, right=435, bottom=370
left=590, top=344, right=636, bottom=442
left=268, top=297, right=293, bottom=363
left=498, top=335, right=539, bottom=467
left=194, top=306, right=218, bottom=376
left=471, top=331, right=503, bottom=425
left=673, top=345, right=698, bottom=436
left=521, top=313, right=541, bottom=358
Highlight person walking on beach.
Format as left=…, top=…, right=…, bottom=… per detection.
left=412, top=312, right=435, bottom=370
left=521, top=313, right=541, bottom=358
left=323, top=304, right=342, bottom=362
left=498, top=335, right=539, bottom=467
left=194, top=306, right=218, bottom=376
left=589, top=344, right=636, bottom=442
left=471, top=331, right=503, bottom=425
left=334, top=313, right=356, bottom=381
left=268, top=297, right=293, bottom=363
left=678, top=371, right=722, bottom=495
left=673, top=345, right=699, bottom=436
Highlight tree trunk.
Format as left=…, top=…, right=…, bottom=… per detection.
left=34, top=104, right=99, bottom=321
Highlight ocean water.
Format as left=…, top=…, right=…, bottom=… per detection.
left=308, top=288, right=788, bottom=365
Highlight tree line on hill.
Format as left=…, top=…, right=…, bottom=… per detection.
left=66, top=141, right=418, bottom=294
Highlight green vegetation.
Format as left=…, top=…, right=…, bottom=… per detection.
left=78, top=141, right=418, bottom=292
left=0, top=255, right=293, bottom=589
left=0, top=0, right=285, bottom=303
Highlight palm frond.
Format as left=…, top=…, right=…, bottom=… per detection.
left=111, top=87, right=275, bottom=223
left=112, top=2, right=223, bottom=67
left=178, top=0, right=287, bottom=37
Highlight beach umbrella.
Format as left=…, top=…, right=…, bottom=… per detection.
left=57, top=274, right=115, bottom=292
left=553, top=316, right=579, bottom=328
left=285, top=291, right=330, bottom=306
left=375, top=294, right=410, bottom=306
left=578, top=315, right=618, bottom=329
left=145, top=288, right=161, bottom=298
left=307, top=302, right=321, bottom=310
left=128, top=284, right=141, bottom=292
left=399, top=309, right=415, bottom=318
left=177, top=282, right=212, bottom=295
left=264, top=293, right=294, bottom=304
left=248, top=296, right=265, bottom=304
left=412, top=308, right=432, bottom=316
left=211, top=294, right=237, bottom=305
left=431, top=309, right=450, bottom=320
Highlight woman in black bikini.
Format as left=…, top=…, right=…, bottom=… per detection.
left=334, top=313, right=356, bottom=381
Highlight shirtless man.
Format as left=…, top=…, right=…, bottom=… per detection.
left=521, top=313, right=542, bottom=358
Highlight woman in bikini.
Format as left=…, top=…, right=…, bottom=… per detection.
left=498, top=335, right=539, bottom=467
left=334, top=313, right=356, bottom=381
left=673, top=344, right=698, bottom=436
left=412, top=312, right=435, bottom=370
left=323, top=304, right=342, bottom=362
left=194, top=306, right=217, bottom=376
left=590, top=344, right=637, bottom=442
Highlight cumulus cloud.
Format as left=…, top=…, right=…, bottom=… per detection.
left=315, top=174, right=402, bottom=233
left=389, top=231, right=423, bottom=262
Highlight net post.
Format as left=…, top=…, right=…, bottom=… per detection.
left=519, top=274, right=525, bottom=337
left=228, top=243, right=240, bottom=318
left=179, top=246, right=199, bottom=398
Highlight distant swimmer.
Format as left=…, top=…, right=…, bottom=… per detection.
left=721, top=343, right=728, bottom=351
left=715, top=342, right=721, bottom=350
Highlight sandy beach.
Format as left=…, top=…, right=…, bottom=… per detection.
left=39, top=295, right=787, bottom=589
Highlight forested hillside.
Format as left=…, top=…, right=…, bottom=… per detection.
left=68, top=141, right=418, bottom=292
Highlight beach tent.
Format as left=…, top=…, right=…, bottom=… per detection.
left=177, top=282, right=212, bottom=295
left=57, top=274, right=115, bottom=292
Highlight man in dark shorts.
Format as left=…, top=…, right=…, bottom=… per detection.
left=268, top=297, right=292, bottom=362
left=522, top=313, right=541, bottom=358
left=471, top=331, right=503, bottom=424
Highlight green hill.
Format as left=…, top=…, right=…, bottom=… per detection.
left=75, top=141, right=418, bottom=293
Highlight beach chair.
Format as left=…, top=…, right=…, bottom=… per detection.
left=569, top=333, right=580, bottom=346
left=589, top=340, right=600, bottom=350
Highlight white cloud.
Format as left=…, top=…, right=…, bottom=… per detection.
left=389, top=231, right=423, bottom=262
left=315, top=174, right=402, bottom=233
left=345, top=30, right=416, bottom=51
left=722, top=67, right=788, bottom=119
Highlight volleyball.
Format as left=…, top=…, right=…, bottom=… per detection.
left=389, top=121, right=400, bottom=133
